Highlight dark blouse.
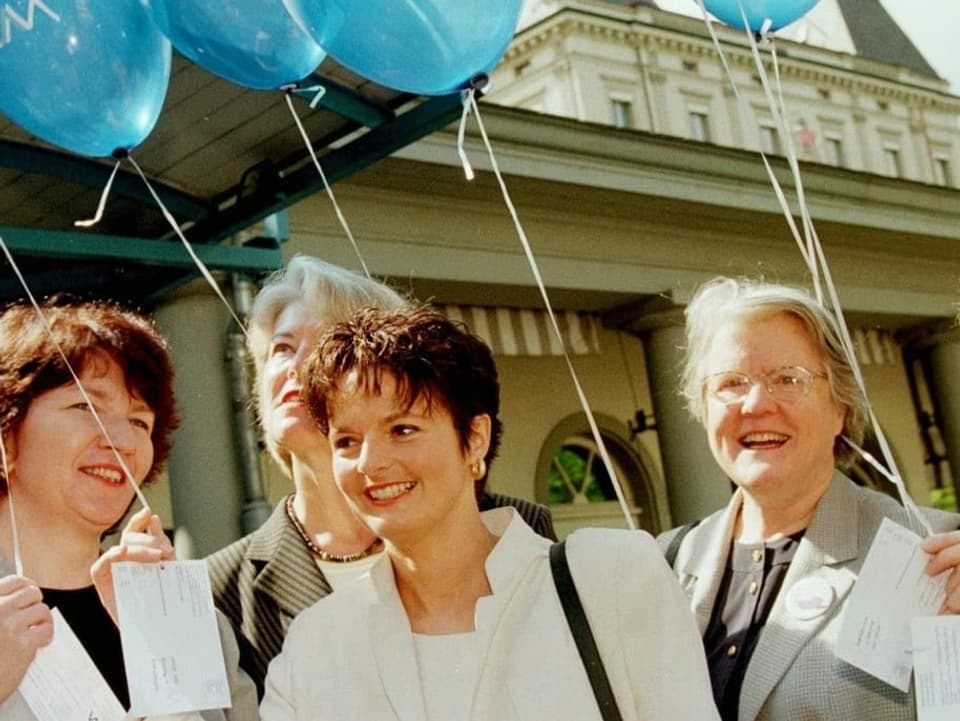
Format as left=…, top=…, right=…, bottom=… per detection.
left=42, top=585, right=130, bottom=709
left=703, top=531, right=804, bottom=721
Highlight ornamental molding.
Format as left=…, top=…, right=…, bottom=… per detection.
left=504, top=10, right=960, bottom=114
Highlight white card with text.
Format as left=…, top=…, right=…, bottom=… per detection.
left=836, top=517, right=947, bottom=691
left=911, top=615, right=960, bottom=721
left=113, top=560, right=230, bottom=716
left=19, top=608, right=126, bottom=721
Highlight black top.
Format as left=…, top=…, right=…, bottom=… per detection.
left=42, top=585, right=130, bottom=709
left=703, top=531, right=804, bottom=721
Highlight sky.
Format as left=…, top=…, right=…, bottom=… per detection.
left=880, top=0, right=956, bottom=93
left=654, top=0, right=958, bottom=94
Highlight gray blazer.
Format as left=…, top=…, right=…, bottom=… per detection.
left=207, top=491, right=556, bottom=698
left=658, top=472, right=960, bottom=721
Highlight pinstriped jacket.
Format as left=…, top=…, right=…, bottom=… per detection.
left=207, top=492, right=556, bottom=699
left=658, top=472, right=960, bottom=721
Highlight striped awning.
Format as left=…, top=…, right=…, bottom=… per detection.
left=853, top=328, right=899, bottom=366
left=442, top=305, right=602, bottom=356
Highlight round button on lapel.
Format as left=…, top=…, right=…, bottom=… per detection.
left=785, top=576, right=835, bottom=620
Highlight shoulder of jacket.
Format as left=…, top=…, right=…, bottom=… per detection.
left=564, top=528, right=662, bottom=578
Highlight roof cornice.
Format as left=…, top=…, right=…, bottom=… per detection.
left=504, top=7, right=960, bottom=112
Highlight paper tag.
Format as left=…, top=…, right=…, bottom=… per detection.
left=19, top=608, right=126, bottom=721
left=911, top=616, right=960, bottom=721
left=114, top=560, right=231, bottom=716
left=836, top=517, right=947, bottom=691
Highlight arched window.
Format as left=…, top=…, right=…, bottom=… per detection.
left=536, top=413, right=663, bottom=538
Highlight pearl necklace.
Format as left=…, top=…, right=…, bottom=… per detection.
left=285, top=495, right=383, bottom=563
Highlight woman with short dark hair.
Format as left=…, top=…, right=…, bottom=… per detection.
left=259, top=306, right=720, bottom=721
left=207, top=256, right=556, bottom=699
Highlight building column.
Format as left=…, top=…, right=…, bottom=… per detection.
left=154, top=284, right=244, bottom=557
left=923, top=334, right=960, bottom=498
left=642, top=322, right=731, bottom=526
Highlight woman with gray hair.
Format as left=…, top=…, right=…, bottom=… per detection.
left=660, top=276, right=960, bottom=721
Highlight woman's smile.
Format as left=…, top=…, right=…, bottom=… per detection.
left=365, top=481, right=418, bottom=503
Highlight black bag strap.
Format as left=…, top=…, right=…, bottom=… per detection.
left=664, top=519, right=701, bottom=569
left=549, top=541, right=624, bottom=721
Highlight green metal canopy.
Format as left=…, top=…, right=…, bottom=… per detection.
left=0, top=56, right=464, bottom=306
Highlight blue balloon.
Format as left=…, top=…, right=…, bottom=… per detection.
left=146, top=0, right=326, bottom=90
left=283, top=0, right=523, bottom=95
left=0, top=0, right=171, bottom=158
left=701, top=0, right=821, bottom=33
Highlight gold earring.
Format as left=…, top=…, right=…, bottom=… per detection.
left=471, top=458, right=486, bottom=481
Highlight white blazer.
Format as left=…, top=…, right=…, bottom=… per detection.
left=261, top=508, right=720, bottom=721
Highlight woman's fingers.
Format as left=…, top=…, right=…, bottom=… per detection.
left=923, top=531, right=960, bottom=576
left=0, top=579, right=53, bottom=702
left=93, top=512, right=175, bottom=624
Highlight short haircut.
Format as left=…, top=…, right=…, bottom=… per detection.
left=681, top=277, right=867, bottom=466
left=0, top=297, right=179, bottom=493
left=247, top=255, right=409, bottom=475
left=300, top=306, right=503, bottom=494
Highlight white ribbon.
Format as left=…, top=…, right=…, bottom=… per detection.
left=284, top=89, right=371, bottom=278
left=460, top=94, right=637, bottom=530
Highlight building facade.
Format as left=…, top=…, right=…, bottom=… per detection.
left=152, top=0, right=960, bottom=553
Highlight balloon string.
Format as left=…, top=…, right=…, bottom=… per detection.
left=694, top=0, right=928, bottom=533
left=125, top=156, right=248, bottom=338
left=0, top=234, right=150, bottom=512
left=287, top=83, right=327, bottom=109
left=457, top=89, right=476, bottom=181
left=0, top=428, right=24, bottom=577
left=735, top=13, right=925, bottom=532
left=695, top=0, right=818, bottom=280
left=768, top=43, right=819, bottom=290
left=465, top=94, right=636, bottom=530
left=844, top=435, right=931, bottom=536
left=741, top=19, right=823, bottom=301
left=807, top=219, right=929, bottom=534
left=693, top=0, right=740, bottom=101
left=283, top=90, right=371, bottom=278
left=75, top=161, right=121, bottom=228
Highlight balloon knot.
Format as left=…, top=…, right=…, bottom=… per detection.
left=112, top=148, right=129, bottom=161
left=469, top=73, right=491, bottom=96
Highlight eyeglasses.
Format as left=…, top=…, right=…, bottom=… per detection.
left=704, top=366, right=828, bottom=406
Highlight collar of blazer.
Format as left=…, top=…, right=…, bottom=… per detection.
left=680, top=473, right=860, bottom=594
left=681, top=473, right=862, bottom=721
left=247, top=497, right=334, bottom=618
left=739, top=472, right=860, bottom=721
left=366, top=508, right=541, bottom=721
